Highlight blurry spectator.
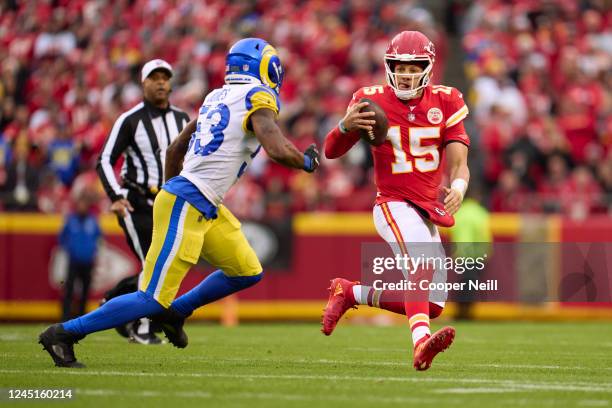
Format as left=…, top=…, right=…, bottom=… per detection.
left=0, top=1, right=609, bottom=216
left=2, top=104, right=29, bottom=142
left=471, top=59, right=527, bottom=128
left=33, top=9, right=76, bottom=58
left=490, top=170, right=530, bottom=212
left=37, top=169, right=69, bottom=214
left=47, top=125, right=80, bottom=187
left=560, top=166, right=603, bottom=220
left=59, top=190, right=101, bottom=321
left=480, top=104, right=515, bottom=186
left=596, top=155, right=612, bottom=214
left=538, top=152, right=572, bottom=213
left=0, top=133, right=11, bottom=195
left=504, top=135, right=544, bottom=190
left=556, top=95, right=598, bottom=164
left=0, top=135, right=41, bottom=211
left=464, top=0, right=610, bottom=216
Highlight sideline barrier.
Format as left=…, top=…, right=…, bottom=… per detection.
left=0, top=212, right=610, bottom=321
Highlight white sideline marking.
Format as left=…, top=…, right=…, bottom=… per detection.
left=230, top=392, right=432, bottom=404
left=468, top=363, right=612, bottom=371
left=183, top=355, right=612, bottom=372
left=433, top=388, right=518, bottom=394
left=347, top=347, right=407, bottom=352
left=74, top=389, right=434, bottom=403
left=578, top=400, right=610, bottom=407
left=0, top=334, right=31, bottom=341
left=76, top=389, right=212, bottom=398
left=2, top=369, right=611, bottom=393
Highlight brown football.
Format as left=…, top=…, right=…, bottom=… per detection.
left=358, top=98, right=389, bottom=147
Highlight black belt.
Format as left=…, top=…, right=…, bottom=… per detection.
left=123, top=179, right=159, bottom=199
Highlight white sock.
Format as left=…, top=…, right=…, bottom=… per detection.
left=352, top=285, right=371, bottom=305
left=412, top=325, right=430, bottom=346
left=137, top=317, right=149, bottom=335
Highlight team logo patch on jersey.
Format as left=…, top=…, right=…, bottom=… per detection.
left=427, top=108, right=443, bottom=125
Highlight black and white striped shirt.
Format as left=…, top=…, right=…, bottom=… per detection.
left=96, top=100, right=190, bottom=202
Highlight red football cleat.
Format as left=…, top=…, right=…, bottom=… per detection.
left=413, top=326, right=455, bottom=371
left=321, top=278, right=358, bottom=336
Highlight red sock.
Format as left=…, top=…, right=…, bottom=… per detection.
left=405, top=299, right=430, bottom=346
left=406, top=266, right=434, bottom=345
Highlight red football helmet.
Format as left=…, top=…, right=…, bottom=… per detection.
left=384, top=31, right=436, bottom=100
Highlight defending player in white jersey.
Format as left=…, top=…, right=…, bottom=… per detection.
left=39, top=38, right=320, bottom=368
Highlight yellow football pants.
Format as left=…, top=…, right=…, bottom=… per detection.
left=139, top=190, right=262, bottom=307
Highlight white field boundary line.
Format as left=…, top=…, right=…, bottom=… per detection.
left=348, top=340, right=612, bottom=349
left=73, top=389, right=439, bottom=403
left=178, top=355, right=612, bottom=372
left=577, top=400, right=611, bottom=407
left=6, top=352, right=611, bottom=372
left=431, top=388, right=519, bottom=394
left=11, top=341, right=610, bottom=371
left=75, top=389, right=212, bottom=398
left=2, top=369, right=611, bottom=393
left=54, top=389, right=612, bottom=406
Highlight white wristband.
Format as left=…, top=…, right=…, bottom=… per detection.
left=450, top=178, right=468, bottom=199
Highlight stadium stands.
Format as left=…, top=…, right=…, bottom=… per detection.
left=0, top=0, right=609, bottom=218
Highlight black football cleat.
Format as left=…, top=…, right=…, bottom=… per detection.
left=126, top=319, right=163, bottom=345
left=150, top=307, right=188, bottom=348
left=114, top=323, right=131, bottom=339
left=38, top=324, right=85, bottom=368
left=128, top=330, right=163, bottom=345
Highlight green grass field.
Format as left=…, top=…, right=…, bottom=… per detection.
left=1, top=322, right=611, bottom=407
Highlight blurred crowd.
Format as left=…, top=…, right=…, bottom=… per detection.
left=463, top=0, right=611, bottom=217
left=0, top=0, right=609, bottom=220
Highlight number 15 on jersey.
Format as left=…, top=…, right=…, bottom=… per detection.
left=387, top=126, right=441, bottom=174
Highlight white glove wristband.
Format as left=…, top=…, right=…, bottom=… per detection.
left=450, top=178, right=468, bottom=199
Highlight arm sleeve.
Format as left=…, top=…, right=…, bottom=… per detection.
left=96, top=114, right=132, bottom=202
left=324, top=126, right=360, bottom=159
left=324, top=88, right=364, bottom=159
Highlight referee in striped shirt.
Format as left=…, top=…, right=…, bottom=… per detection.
left=96, top=59, right=190, bottom=344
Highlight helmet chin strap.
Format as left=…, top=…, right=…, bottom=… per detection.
left=393, top=88, right=420, bottom=100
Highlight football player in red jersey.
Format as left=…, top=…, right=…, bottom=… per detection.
left=321, top=31, right=470, bottom=371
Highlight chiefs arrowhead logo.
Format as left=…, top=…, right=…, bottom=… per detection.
left=427, top=108, right=443, bottom=125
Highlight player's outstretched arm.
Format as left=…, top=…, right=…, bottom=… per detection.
left=165, top=118, right=197, bottom=181
left=443, top=142, right=470, bottom=215
left=324, top=102, right=374, bottom=159
left=251, top=108, right=319, bottom=173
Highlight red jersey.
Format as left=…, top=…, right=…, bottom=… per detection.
left=325, top=84, right=470, bottom=226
